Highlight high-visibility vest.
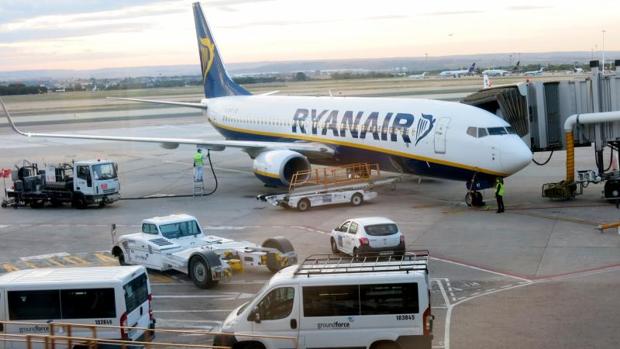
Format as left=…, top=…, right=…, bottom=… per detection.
left=496, top=182, right=505, bottom=196
left=194, top=152, right=204, bottom=166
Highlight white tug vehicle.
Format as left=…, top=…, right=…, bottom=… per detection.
left=111, top=214, right=297, bottom=289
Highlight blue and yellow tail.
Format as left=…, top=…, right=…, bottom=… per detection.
left=193, top=2, right=250, bottom=98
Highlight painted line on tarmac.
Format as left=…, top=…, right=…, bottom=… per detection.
left=154, top=292, right=254, bottom=300
left=0, top=225, right=9, bottom=229
left=21, top=252, right=70, bottom=261
left=431, top=256, right=532, bottom=282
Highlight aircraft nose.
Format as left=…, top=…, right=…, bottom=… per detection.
left=500, top=138, right=532, bottom=175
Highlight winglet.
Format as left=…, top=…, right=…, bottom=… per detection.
left=0, top=97, right=28, bottom=137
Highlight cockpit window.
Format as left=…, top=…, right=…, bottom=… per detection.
left=466, top=127, right=477, bottom=138
left=488, top=127, right=507, bottom=135
left=478, top=128, right=488, bottom=138
left=505, top=126, right=517, bottom=135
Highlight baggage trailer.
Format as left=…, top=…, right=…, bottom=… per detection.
left=2, top=159, right=120, bottom=209
left=111, top=214, right=298, bottom=289
left=258, top=163, right=399, bottom=211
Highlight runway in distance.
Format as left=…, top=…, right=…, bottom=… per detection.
left=439, top=63, right=476, bottom=78
left=2, top=2, right=532, bottom=198
left=524, top=67, right=545, bottom=76
left=482, top=61, right=520, bottom=77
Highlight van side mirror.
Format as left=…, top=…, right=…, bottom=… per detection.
left=249, top=308, right=261, bottom=323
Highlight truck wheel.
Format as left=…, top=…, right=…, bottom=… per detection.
left=262, top=237, right=296, bottom=273
left=30, top=200, right=44, bottom=209
left=350, top=193, right=363, bottom=206
left=372, top=341, right=400, bottom=349
left=330, top=237, right=339, bottom=254
left=113, top=247, right=128, bottom=266
left=297, top=198, right=310, bottom=212
left=72, top=196, right=87, bottom=209
left=189, top=253, right=220, bottom=289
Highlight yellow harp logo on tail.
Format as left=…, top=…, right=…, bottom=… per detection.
left=199, top=37, right=215, bottom=81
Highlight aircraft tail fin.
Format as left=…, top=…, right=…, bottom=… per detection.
left=469, top=63, right=476, bottom=73
left=192, top=2, right=250, bottom=98
left=512, top=61, right=520, bottom=72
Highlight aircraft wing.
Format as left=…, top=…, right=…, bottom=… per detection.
left=1, top=98, right=334, bottom=157
left=106, top=97, right=208, bottom=109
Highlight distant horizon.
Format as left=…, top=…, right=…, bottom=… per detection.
left=1, top=49, right=618, bottom=80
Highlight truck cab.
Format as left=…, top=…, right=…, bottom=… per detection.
left=72, top=160, right=120, bottom=206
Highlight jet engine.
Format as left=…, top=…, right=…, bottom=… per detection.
left=252, top=150, right=311, bottom=186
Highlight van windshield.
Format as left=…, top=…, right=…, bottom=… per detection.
left=124, top=273, right=149, bottom=314
left=159, top=220, right=202, bottom=239
left=365, top=224, right=399, bottom=236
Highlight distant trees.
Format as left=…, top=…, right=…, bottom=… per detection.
left=294, top=72, right=308, bottom=81
left=0, top=83, right=47, bottom=95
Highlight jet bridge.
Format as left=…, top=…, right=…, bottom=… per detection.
left=463, top=60, right=620, bottom=200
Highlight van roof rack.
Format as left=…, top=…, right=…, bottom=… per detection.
left=294, top=251, right=429, bottom=277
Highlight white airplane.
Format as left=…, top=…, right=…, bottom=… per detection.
left=439, top=63, right=476, bottom=78
left=524, top=67, right=545, bottom=76
left=1, top=2, right=532, bottom=203
left=482, top=61, right=520, bottom=77
left=408, top=72, right=427, bottom=79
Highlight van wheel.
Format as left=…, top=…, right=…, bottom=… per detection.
left=237, top=342, right=265, bottom=349
left=262, top=237, right=296, bottom=273
left=330, top=237, right=339, bottom=254
left=372, top=341, right=400, bottom=349
left=297, top=198, right=310, bottom=212
left=30, top=200, right=44, bottom=209
left=189, top=253, right=220, bottom=289
left=113, top=248, right=128, bottom=266
left=350, top=193, right=363, bottom=206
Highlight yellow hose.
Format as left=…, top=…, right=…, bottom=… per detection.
left=566, top=131, right=575, bottom=183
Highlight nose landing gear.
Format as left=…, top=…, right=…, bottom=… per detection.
left=465, top=190, right=485, bottom=207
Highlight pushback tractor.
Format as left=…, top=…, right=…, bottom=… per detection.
left=111, top=214, right=298, bottom=289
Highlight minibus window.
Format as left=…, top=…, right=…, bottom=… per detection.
left=61, top=289, right=116, bottom=319
left=8, top=290, right=61, bottom=320
left=303, top=285, right=359, bottom=317
left=256, top=287, right=295, bottom=320
left=124, top=273, right=149, bottom=314
left=364, top=224, right=398, bottom=236
left=360, top=283, right=419, bottom=315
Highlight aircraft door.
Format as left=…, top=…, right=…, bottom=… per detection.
left=434, top=117, right=451, bottom=154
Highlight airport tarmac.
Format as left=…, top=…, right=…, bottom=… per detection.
left=1, top=92, right=620, bottom=348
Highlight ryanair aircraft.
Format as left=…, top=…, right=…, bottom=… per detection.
left=3, top=2, right=531, bottom=203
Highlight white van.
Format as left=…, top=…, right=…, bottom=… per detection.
left=0, top=266, right=155, bottom=349
left=214, top=253, right=433, bottom=349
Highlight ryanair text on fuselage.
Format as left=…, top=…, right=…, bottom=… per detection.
left=291, top=108, right=436, bottom=146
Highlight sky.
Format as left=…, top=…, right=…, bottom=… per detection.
left=0, top=0, right=618, bottom=71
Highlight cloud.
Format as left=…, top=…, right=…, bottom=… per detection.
left=423, top=10, right=486, bottom=16
left=506, top=5, right=553, bottom=11
left=365, top=15, right=409, bottom=21
left=0, top=23, right=152, bottom=43
left=0, top=0, right=172, bottom=23
left=221, top=18, right=341, bottom=29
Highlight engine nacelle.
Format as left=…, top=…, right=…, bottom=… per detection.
left=253, top=150, right=311, bottom=187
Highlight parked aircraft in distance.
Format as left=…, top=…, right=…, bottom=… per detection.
left=524, top=67, right=545, bottom=76
left=482, top=61, right=520, bottom=77
left=408, top=72, right=427, bottom=80
left=2, top=2, right=532, bottom=205
left=439, top=63, right=476, bottom=78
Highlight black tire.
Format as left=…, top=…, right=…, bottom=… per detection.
left=330, top=237, right=339, bottom=254
left=353, top=247, right=359, bottom=258
left=350, top=193, right=363, bottom=206
left=237, top=342, right=265, bottom=349
left=297, top=198, right=310, bottom=212
left=72, top=195, right=87, bottom=209
left=189, top=253, right=220, bottom=289
left=262, top=237, right=296, bottom=273
left=50, top=199, right=63, bottom=207
left=30, top=200, right=44, bottom=209
left=372, top=341, right=400, bottom=349
left=465, top=192, right=473, bottom=207
left=1, top=202, right=6, bottom=208
left=113, top=248, right=128, bottom=266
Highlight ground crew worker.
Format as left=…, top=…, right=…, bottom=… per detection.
left=495, top=177, right=505, bottom=213
left=193, top=148, right=205, bottom=182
